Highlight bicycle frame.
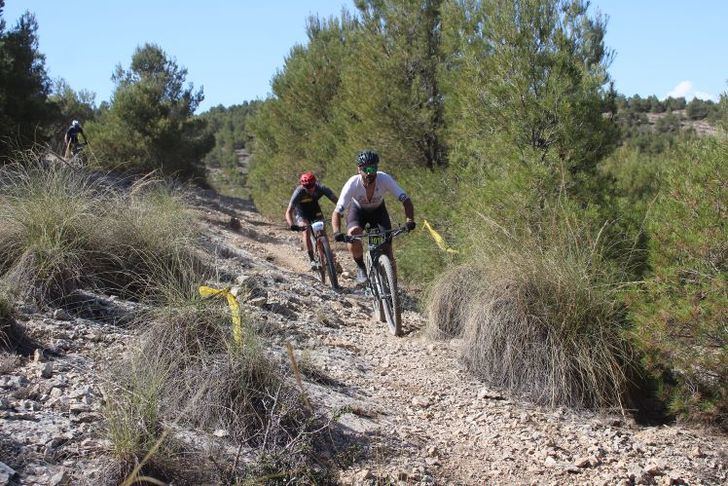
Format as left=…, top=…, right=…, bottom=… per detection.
left=348, top=226, right=406, bottom=296
left=308, top=220, right=326, bottom=247
left=299, top=219, right=339, bottom=290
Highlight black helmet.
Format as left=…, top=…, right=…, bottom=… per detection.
left=356, top=150, right=379, bottom=167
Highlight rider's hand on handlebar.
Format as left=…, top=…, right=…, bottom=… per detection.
left=290, top=224, right=303, bottom=232
left=405, top=220, right=416, bottom=232
left=334, top=232, right=346, bottom=242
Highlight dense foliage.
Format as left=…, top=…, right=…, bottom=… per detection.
left=246, top=0, right=727, bottom=425
left=86, top=43, right=214, bottom=180
left=0, top=2, right=58, bottom=158
left=200, top=101, right=260, bottom=169
left=625, top=139, right=726, bottom=424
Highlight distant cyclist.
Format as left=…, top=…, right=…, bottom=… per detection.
left=64, top=120, right=88, bottom=159
left=285, top=171, right=339, bottom=268
left=331, top=150, right=415, bottom=284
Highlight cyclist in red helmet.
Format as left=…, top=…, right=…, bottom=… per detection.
left=285, top=171, right=339, bottom=268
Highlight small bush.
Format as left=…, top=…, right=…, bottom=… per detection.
left=428, top=225, right=634, bottom=409
left=104, top=275, right=317, bottom=483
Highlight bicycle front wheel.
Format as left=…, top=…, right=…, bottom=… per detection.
left=312, top=233, right=326, bottom=284
left=320, top=237, right=339, bottom=290
left=377, top=255, right=401, bottom=336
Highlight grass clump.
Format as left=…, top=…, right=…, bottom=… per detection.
left=428, top=222, right=635, bottom=410
left=0, top=160, right=106, bottom=303
left=104, top=271, right=325, bottom=484
left=0, top=157, right=199, bottom=306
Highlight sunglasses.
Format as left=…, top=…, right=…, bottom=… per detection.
left=360, top=165, right=378, bottom=175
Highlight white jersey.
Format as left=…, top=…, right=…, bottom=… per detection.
left=334, top=171, right=408, bottom=213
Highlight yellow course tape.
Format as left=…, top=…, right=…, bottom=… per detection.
left=198, top=286, right=243, bottom=345
left=422, top=220, right=459, bottom=254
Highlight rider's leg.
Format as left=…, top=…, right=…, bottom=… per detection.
left=375, top=205, right=397, bottom=280
left=345, top=204, right=366, bottom=268
left=299, top=217, right=314, bottom=261
left=347, top=226, right=365, bottom=268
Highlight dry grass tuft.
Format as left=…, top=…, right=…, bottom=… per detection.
left=103, top=275, right=325, bottom=483
left=0, top=156, right=201, bottom=307
left=428, top=242, right=635, bottom=410
left=426, top=264, right=484, bottom=339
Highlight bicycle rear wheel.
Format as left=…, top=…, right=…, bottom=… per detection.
left=319, top=237, right=339, bottom=290
left=377, top=255, right=401, bottom=336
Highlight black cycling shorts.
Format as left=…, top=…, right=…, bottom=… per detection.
left=295, top=205, right=323, bottom=224
left=346, top=203, right=392, bottom=233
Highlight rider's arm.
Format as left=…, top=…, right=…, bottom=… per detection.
left=402, top=196, right=414, bottom=222
left=332, top=210, right=343, bottom=235
left=321, top=184, right=339, bottom=204
left=284, top=203, right=295, bottom=227
left=286, top=187, right=303, bottom=227
left=332, top=177, right=355, bottom=233
left=378, top=172, right=414, bottom=223
left=331, top=175, right=359, bottom=233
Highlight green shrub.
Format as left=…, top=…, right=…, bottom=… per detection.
left=629, top=138, right=727, bottom=427
left=86, top=44, right=213, bottom=180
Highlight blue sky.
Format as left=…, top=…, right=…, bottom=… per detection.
left=4, top=1, right=727, bottom=111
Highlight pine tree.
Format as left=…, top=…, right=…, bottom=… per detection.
left=0, top=5, right=58, bottom=158
left=87, top=43, right=213, bottom=179
left=338, top=0, right=447, bottom=169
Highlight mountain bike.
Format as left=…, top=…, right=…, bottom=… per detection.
left=65, top=142, right=87, bottom=168
left=344, top=225, right=408, bottom=336
left=293, top=220, right=339, bottom=290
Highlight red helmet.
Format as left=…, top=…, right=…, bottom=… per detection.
left=299, top=171, right=316, bottom=187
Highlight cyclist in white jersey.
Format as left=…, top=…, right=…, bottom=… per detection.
left=332, top=150, right=415, bottom=284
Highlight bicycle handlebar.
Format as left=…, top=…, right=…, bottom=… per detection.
left=290, top=220, right=327, bottom=233
left=342, top=225, right=409, bottom=244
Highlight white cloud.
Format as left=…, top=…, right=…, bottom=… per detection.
left=667, top=80, right=693, bottom=98
left=664, top=81, right=717, bottom=101
left=694, top=91, right=718, bottom=102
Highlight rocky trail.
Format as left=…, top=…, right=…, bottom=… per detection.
left=1, top=187, right=726, bottom=485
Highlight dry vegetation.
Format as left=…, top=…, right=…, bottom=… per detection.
left=0, top=155, right=333, bottom=483
left=428, top=230, right=635, bottom=410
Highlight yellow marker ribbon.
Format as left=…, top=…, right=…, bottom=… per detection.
left=422, top=220, right=459, bottom=254
left=198, top=286, right=243, bottom=345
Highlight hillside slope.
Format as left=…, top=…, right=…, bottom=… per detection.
left=1, top=187, right=726, bottom=485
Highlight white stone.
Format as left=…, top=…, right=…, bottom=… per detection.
left=48, top=468, right=67, bottom=486
left=411, top=396, right=431, bottom=408
left=38, top=362, right=53, bottom=379
left=0, top=462, right=16, bottom=485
